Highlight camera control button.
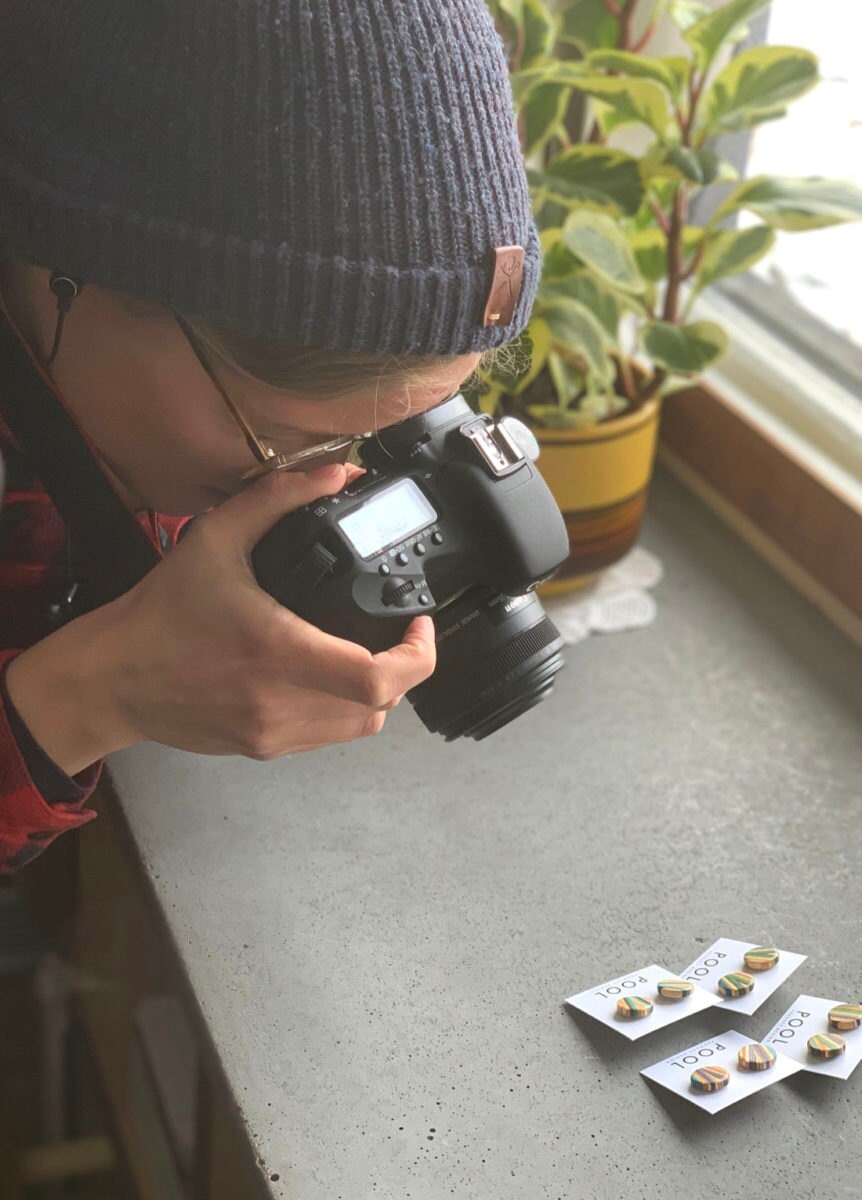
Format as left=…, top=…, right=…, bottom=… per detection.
left=414, top=542, right=426, bottom=556
left=431, top=531, right=444, bottom=546
left=418, top=593, right=432, bottom=607
left=378, top=563, right=391, bottom=577
left=381, top=578, right=415, bottom=608
left=395, top=551, right=409, bottom=566
left=298, top=542, right=338, bottom=587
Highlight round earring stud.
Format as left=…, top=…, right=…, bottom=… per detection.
left=690, top=1065, right=730, bottom=1093
left=615, top=995, right=653, bottom=1020
left=717, top=971, right=755, bottom=999
left=827, top=1004, right=862, bottom=1031
left=743, top=947, right=780, bottom=972
left=738, top=1042, right=777, bottom=1071
left=808, top=1033, right=846, bottom=1060
left=656, top=979, right=694, bottom=1000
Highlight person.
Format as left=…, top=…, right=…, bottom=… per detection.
left=0, top=0, right=540, bottom=872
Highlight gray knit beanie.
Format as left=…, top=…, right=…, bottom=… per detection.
left=0, top=0, right=540, bottom=356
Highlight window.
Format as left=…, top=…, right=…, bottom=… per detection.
left=718, top=0, right=862, bottom=395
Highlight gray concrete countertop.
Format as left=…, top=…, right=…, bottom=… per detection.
left=107, top=471, right=862, bottom=1200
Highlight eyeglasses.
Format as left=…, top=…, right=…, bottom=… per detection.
left=174, top=313, right=364, bottom=482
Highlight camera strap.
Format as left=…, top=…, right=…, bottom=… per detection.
left=0, top=307, right=160, bottom=617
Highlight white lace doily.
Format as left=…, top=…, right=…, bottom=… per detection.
left=543, top=545, right=664, bottom=646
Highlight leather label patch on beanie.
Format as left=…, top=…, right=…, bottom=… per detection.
left=483, top=246, right=525, bottom=328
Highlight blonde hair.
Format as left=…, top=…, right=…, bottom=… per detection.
left=0, top=229, right=498, bottom=400
left=183, top=315, right=489, bottom=402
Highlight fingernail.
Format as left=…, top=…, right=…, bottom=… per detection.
left=307, top=463, right=343, bottom=482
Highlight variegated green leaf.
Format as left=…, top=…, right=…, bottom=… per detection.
left=563, top=210, right=647, bottom=295
left=641, top=320, right=728, bottom=373
left=538, top=297, right=614, bottom=382
left=696, top=224, right=775, bottom=289
left=523, top=82, right=571, bottom=156
left=538, top=146, right=645, bottom=216
left=538, top=233, right=580, bottom=281
left=558, top=0, right=619, bottom=52
left=496, top=0, right=524, bottom=23
left=527, top=404, right=598, bottom=429
left=477, top=384, right=504, bottom=416
left=511, top=319, right=553, bottom=393
left=628, top=227, right=705, bottom=281
left=713, top=176, right=862, bottom=230
left=547, top=351, right=587, bottom=406
left=512, top=67, right=553, bottom=107
left=683, top=0, right=770, bottom=72
left=521, top=0, right=557, bottom=69
left=585, top=50, right=679, bottom=98
left=540, top=271, right=621, bottom=342
left=669, top=0, right=710, bottom=32
left=567, top=74, right=670, bottom=135
left=642, top=145, right=735, bottom=185
left=703, top=46, right=818, bottom=135
left=661, top=56, right=693, bottom=97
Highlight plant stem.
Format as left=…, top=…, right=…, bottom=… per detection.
left=683, top=68, right=707, bottom=146
left=618, top=0, right=640, bottom=50
left=617, top=354, right=637, bottom=405
left=630, top=20, right=658, bottom=54
left=682, top=239, right=706, bottom=281
left=649, top=197, right=670, bottom=236
left=662, top=185, right=687, bottom=323
left=636, top=366, right=667, bottom=405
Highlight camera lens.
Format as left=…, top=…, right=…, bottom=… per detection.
left=408, top=587, right=564, bottom=741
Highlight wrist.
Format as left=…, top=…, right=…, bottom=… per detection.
left=5, top=605, right=140, bottom=777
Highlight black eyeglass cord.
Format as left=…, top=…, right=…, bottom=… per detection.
left=46, top=272, right=81, bottom=366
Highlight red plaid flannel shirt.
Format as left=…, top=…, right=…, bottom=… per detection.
left=0, top=403, right=188, bottom=873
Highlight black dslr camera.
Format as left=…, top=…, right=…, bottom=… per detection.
left=253, top=395, right=569, bottom=741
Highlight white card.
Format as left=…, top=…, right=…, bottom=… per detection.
left=677, top=938, right=807, bottom=1015
left=565, top=963, right=718, bottom=1041
left=642, top=1029, right=803, bottom=1113
left=761, top=995, right=862, bottom=1080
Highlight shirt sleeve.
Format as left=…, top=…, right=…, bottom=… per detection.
left=0, top=648, right=99, bottom=874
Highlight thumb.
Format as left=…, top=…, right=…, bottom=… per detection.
left=208, top=463, right=349, bottom=552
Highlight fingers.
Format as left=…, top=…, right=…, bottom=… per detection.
left=272, top=612, right=437, bottom=708
left=246, top=707, right=389, bottom=761
left=371, top=615, right=437, bottom=695
left=204, top=463, right=349, bottom=550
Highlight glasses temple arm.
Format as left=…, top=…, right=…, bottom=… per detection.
left=174, top=314, right=272, bottom=465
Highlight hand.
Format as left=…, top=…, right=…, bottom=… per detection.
left=6, top=464, right=436, bottom=775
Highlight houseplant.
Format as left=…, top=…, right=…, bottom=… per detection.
left=474, top=0, right=862, bottom=590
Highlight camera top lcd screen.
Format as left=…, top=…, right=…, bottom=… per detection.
left=337, top=479, right=438, bottom=559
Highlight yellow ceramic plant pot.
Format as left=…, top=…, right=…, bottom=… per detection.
left=537, top=398, right=660, bottom=596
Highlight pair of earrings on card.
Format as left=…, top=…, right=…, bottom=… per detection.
left=690, top=1041, right=780, bottom=1092
left=688, top=1009, right=861, bottom=1093
left=616, top=947, right=781, bottom=1022
left=802, top=1004, right=862, bottom=1063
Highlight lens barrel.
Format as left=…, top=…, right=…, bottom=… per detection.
left=409, top=588, right=564, bottom=741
